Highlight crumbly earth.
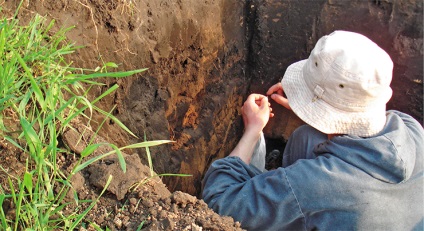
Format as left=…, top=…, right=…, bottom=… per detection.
left=1, top=121, right=245, bottom=230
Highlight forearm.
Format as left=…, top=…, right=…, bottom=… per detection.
left=230, top=93, right=270, bottom=164
left=228, top=129, right=262, bottom=164
left=202, top=157, right=302, bottom=230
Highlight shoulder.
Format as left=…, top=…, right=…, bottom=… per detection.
left=386, top=110, right=423, bottom=137
left=387, top=110, right=422, bottom=126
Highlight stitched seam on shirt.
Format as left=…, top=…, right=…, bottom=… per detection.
left=283, top=168, right=307, bottom=231
left=382, top=133, right=406, bottom=183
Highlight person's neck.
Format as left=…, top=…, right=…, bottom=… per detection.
left=327, top=134, right=341, bottom=140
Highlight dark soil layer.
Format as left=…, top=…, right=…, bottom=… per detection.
left=0, top=0, right=422, bottom=230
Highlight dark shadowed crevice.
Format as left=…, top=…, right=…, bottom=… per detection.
left=244, top=0, right=260, bottom=95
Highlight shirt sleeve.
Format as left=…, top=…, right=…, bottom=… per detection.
left=201, top=156, right=306, bottom=231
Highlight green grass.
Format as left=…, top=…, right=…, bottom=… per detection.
left=0, top=9, right=180, bottom=231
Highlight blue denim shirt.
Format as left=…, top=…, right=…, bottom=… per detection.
left=202, top=111, right=424, bottom=230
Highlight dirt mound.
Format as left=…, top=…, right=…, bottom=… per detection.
left=61, top=123, right=243, bottom=230
left=1, top=119, right=243, bottom=230
left=90, top=187, right=243, bottom=231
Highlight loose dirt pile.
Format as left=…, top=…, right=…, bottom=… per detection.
left=1, top=120, right=244, bottom=230
left=62, top=122, right=245, bottom=230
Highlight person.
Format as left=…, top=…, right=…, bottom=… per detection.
left=202, top=30, right=424, bottom=230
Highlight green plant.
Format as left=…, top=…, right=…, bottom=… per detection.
left=0, top=9, right=173, bottom=231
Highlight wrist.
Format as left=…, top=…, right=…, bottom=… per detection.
left=244, top=126, right=263, bottom=138
left=229, top=128, right=262, bottom=164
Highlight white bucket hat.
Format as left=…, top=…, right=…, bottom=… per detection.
left=281, top=30, right=393, bottom=137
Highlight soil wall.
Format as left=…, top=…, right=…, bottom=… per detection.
left=4, top=0, right=422, bottom=197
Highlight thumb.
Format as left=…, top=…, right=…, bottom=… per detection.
left=260, top=96, right=269, bottom=109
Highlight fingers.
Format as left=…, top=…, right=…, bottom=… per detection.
left=249, top=93, right=266, bottom=99
left=266, top=82, right=283, bottom=96
left=249, top=93, right=267, bottom=103
left=270, top=94, right=291, bottom=110
left=248, top=93, right=269, bottom=107
left=243, top=93, right=272, bottom=116
left=269, top=106, right=274, bottom=118
left=243, top=93, right=282, bottom=118
left=265, top=82, right=292, bottom=110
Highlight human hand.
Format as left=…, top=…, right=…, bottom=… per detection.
left=266, top=82, right=291, bottom=110
left=241, top=94, right=273, bottom=134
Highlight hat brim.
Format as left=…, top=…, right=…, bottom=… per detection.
left=281, top=60, right=386, bottom=137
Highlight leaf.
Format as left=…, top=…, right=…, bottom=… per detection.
left=0, top=193, right=8, bottom=228
left=144, top=132, right=154, bottom=176
left=93, top=104, right=137, bottom=138
left=104, top=62, right=118, bottom=68
left=136, top=221, right=146, bottom=231
left=110, top=143, right=126, bottom=173
left=4, top=136, right=24, bottom=151
left=89, top=222, right=103, bottom=231
left=69, top=68, right=148, bottom=80
left=23, top=172, right=33, bottom=198
left=63, top=85, right=118, bottom=127
left=123, top=140, right=174, bottom=149
left=72, top=150, right=112, bottom=174
left=20, top=117, right=41, bottom=155
left=80, top=143, right=107, bottom=158
left=13, top=49, right=46, bottom=110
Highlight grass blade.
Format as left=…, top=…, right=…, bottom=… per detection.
left=23, top=172, right=33, bottom=200
left=66, top=68, right=147, bottom=81
left=12, top=49, right=46, bottom=110
left=19, top=117, right=41, bottom=156
left=144, top=133, right=154, bottom=176
left=0, top=193, right=8, bottom=229
left=110, top=143, right=126, bottom=173
left=92, top=104, right=137, bottom=138
left=123, top=140, right=174, bottom=149
left=80, top=143, right=107, bottom=158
